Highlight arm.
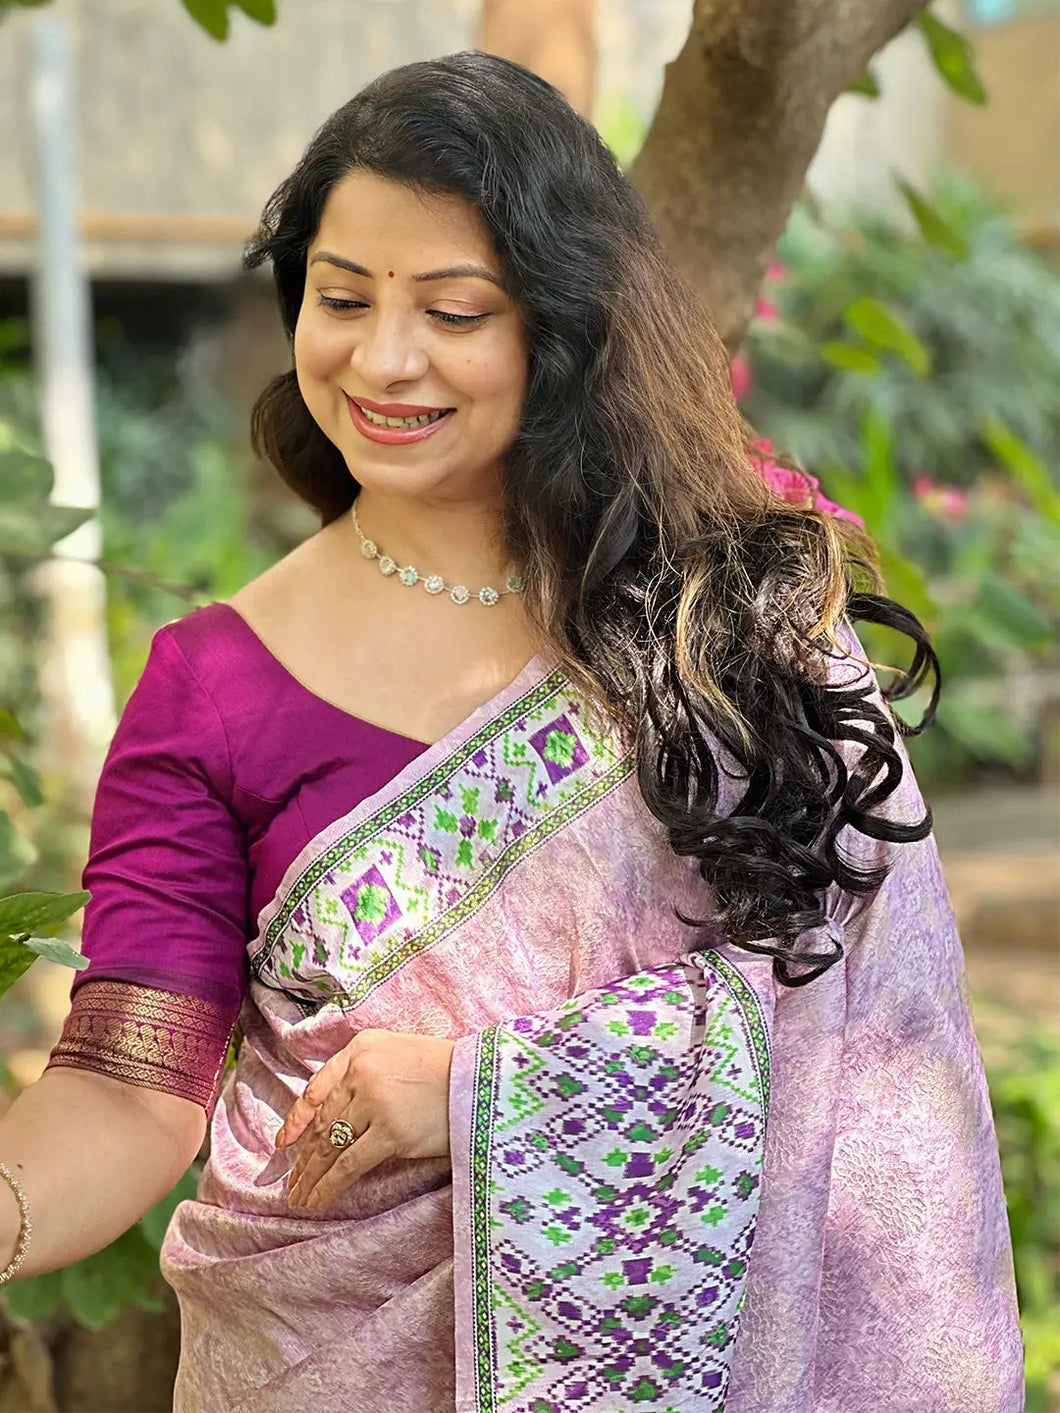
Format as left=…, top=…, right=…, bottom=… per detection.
left=0, top=1065, right=205, bottom=1279
left=476, top=0, right=598, bottom=118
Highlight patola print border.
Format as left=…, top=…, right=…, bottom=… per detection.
left=249, top=669, right=634, bottom=996
left=250, top=668, right=567, bottom=975
left=334, top=758, right=633, bottom=1009
left=466, top=949, right=771, bottom=1413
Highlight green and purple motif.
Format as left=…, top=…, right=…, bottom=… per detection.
left=252, top=671, right=632, bottom=1008
left=466, top=951, right=769, bottom=1413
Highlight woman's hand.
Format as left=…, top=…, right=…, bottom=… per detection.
left=275, top=1028, right=455, bottom=1211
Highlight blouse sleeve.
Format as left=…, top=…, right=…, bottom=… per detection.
left=45, top=625, right=250, bottom=1115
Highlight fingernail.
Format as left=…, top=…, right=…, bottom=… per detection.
left=275, top=1127, right=286, bottom=1148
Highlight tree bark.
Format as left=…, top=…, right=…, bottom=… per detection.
left=631, top=0, right=930, bottom=348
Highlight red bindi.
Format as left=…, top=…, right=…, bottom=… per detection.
left=388, top=270, right=394, bottom=278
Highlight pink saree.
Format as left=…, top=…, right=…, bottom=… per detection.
left=159, top=643, right=1023, bottom=1412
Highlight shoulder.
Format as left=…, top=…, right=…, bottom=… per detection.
left=156, top=524, right=330, bottom=696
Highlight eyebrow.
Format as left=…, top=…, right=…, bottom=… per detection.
left=310, top=252, right=502, bottom=287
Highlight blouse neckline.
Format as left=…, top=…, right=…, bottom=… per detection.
left=213, top=601, right=433, bottom=750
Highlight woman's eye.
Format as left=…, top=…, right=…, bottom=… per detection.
left=318, top=296, right=366, bottom=312
left=429, top=310, right=487, bottom=327
left=316, top=296, right=485, bottom=326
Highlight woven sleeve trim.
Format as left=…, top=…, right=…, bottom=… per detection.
left=45, top=978, right=236, bottom=1114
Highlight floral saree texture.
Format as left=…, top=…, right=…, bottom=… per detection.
left=159, top=647, right=1023, bottom=1413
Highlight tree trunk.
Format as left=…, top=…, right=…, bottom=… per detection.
left=631, top=0, right=930, bottom=348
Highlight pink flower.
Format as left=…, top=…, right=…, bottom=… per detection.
left=755, top=297, right=778, bottom=323
left=766, top=260, right=788, bottom=283
left=749, top=438, right=865, bottom=527
left=730, top=352, right=753, bottom=403
left=913, top=474, right=969, bottom=522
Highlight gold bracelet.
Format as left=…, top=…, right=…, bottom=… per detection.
left=0, top=1161, right=33, bottom=1286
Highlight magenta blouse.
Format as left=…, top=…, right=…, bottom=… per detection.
left=46, top=603, right=428, bottom=1109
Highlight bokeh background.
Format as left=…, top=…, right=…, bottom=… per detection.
left=0, top=0, right=1056, bottom=1407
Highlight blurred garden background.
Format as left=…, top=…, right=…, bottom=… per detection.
left=0, top=0, right=1057, bottom=1406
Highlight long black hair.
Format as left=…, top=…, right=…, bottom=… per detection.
left=244, top=50, right=938, bottom=986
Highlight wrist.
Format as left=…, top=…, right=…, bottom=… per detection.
left=0, top=1173, right=24, bottom=1274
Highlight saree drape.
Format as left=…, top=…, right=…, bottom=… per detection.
left=159, top=642, right=1023, bottom=1412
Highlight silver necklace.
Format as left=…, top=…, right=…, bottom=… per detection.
left=351, top=503, right=524, bottom=608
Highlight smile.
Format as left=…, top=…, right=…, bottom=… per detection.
left=361, top=406, right=447, bottom=428
left=346, top=395, right=456, bottom=445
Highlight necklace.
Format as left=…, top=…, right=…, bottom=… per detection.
left=351, top=503, right=524, bottom=608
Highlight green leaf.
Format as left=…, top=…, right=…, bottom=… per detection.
left=971, top=571, right=1052, bottom=652
left=231, top=0, right=277, bottom=22
left=895, top=177, right=971, bottom=260
left=917, top=12, right=987, bottom=106
left=980, top=417, right=1060, bottom=526
left=0, top=749, right=43, bottom=808
left=22, top=936, right=89, bottom=971
left=0, top=452, right=53, bottom=504
left=61, top=1225, right=163, bottom=1331
left=0, top=812, right=35, bottom=890
left=861, top=403, right=902, bottom=539
left=878, top=543, right=936, bottom=625
left=0, top=503, right=94, bottom=555
left=821, top=342, right=881, bottom=374
left=940, top=696, right=1033, bottom=767
left=180, top=0, right=229, bottom=41
left=0, top=934, right=37, bottom=995
left=0, top=711, right=22, bottom=742
left=140, top=1166, right=200, bottom=1249
left=2, top=1268, right=65, bottom=1323
left=846, top=68, right=881, bottom=99
left=0, top=318, right=30, bottom=357
left=0, top=890, right=90, bottom=939
left=843, top=298, right=930, bottom=375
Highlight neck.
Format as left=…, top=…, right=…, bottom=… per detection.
left=351, top=489, right=516, bottom=588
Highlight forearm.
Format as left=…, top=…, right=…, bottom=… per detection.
left=0, top=1066, right=205, bottom=1279
left=477, top=0, right=597, bottom=117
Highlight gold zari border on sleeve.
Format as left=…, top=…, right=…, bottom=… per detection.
left=46, top=979, right=236, bottom=1112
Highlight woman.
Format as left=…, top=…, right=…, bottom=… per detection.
left=1, top=52, right=1021, bottom=1413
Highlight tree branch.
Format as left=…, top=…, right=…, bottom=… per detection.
left=630, top=0, right=930, bottom=348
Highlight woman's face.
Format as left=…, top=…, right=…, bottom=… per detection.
left=295, top=169, right=528, bottom=505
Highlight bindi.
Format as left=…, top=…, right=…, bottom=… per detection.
left=388, top=270, right=394, bottom=278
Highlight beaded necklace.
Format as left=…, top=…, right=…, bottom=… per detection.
left=351, top=503, right=524, bottom=607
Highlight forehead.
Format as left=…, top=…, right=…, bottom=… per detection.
left=311, top=169, right=497, bottom=266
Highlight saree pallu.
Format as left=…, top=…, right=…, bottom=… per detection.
left=159, top=651, right=1023, bottom=1412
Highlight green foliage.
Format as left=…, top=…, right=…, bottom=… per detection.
left=0, top=415, right=94, bottom=989
left=846, top=68, right=881, bottom=99
left=916, top=10, right=988, bottom=106
left=895, top=177, right=971, bottom=260
left=744, top=176, right=1060, bottom=784
left=595, top=96, right=650, bottom=172
left=982, top=1016, right=1060, bottom=1410
left=1, top=0, right=277, bottom=38
left=180, top=0, right=276, bottom=41
left=2, top=1165, right=200, bottom=1329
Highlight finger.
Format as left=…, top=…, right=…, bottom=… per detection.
left=303, top=1127, right=393, bottom=1209
left=288, top=1099, right=369, bottom=1202
left=276, top=1049, right=351, bottom=1148
left=286, top=1081, right=364, bottom=1189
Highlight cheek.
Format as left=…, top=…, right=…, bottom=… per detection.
left=294, top=308, right=350, bottom=390
left=463, top=334, right=528, bottom=416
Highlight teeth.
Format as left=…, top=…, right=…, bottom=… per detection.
left=358, top=405, right=447, bottom=429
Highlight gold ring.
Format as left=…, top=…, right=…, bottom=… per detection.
left=328, top=1119, right=356, bottom=1150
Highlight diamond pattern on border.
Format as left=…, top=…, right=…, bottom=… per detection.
left=467, top=951, right=770, bottom=1413
left=251, top=672, right=630, bottom=1009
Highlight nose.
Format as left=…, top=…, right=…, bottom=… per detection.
left=347, top=308, right=429, bottom=388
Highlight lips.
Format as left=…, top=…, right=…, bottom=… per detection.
left=353, top=396, right=448, bottom=416
left=345, top=394, right=455, bottom=446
